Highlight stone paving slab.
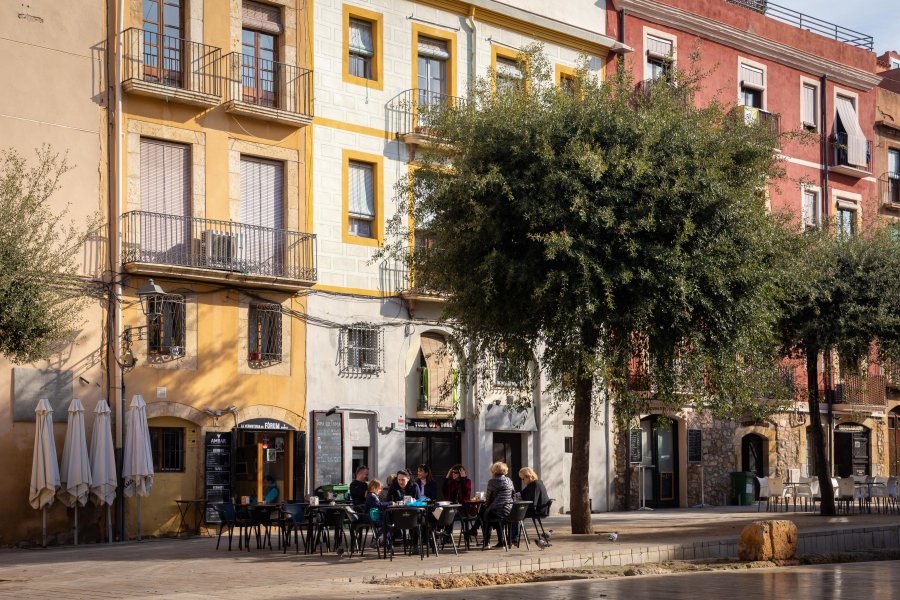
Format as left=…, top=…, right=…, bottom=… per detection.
left=1, top=506, right=899, bottom=599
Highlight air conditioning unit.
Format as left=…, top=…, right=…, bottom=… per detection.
left=201, top=230, right=244, bottom=270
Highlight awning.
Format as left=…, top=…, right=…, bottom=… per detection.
left=835, top=96, right=868, bottom=167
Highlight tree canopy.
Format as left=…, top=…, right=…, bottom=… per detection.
left=381, top=49, right=799, bottom=531
left=0, top=147, right=91, bottom=363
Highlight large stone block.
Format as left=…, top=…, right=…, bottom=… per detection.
left=738, top=520, right=798, bottom=561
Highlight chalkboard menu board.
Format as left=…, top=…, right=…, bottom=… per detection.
left=687, top=429, right=703, bottom=464
left=629, top=429, right=643, bottom=464
left=312, top=412, right=344, bottom=490
left=204, top=431, right=232, bottom=523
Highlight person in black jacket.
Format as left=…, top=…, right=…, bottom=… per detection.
left=386, top=469, right=416, bottom=502
left=414, top=464, right=439, bottom=500
left=348, top=465, right=369, bottom=506
left=515, top=467, right=549, bottom=544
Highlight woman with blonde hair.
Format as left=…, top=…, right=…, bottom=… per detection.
left=477, top=461, right=514, bottom=549
left=517, top=467, right=550, bottom=544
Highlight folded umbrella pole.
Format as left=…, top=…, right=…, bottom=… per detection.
left=123, top=395, right=154, bottom=541
left=30, top=399, right=60, bottom=547
left=59, top=398, right=92, bottom=545
left=90, top=400, right=117, bottom=543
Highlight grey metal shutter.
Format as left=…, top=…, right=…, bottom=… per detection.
left=243, top=1, right=283, bottom=35
left=240, top=156, right=284, bottom=275
left=140, top=138, right=190, bottom=264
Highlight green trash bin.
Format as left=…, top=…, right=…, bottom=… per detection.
left=731, top=471, right=755, bottom=506
left=317, top=483, right=350, bottom=501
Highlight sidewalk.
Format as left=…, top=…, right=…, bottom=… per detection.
left=1, top=506, right=898, bottom=599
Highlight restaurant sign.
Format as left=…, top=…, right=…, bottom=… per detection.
left=237, top=417, right=295, bottom=431
left=835, top=423, right=865, bottom=433
left=405, top=418, right=465, bottom=432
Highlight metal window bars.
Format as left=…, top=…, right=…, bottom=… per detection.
left=147, top=294, right=186, bottom=357
left=122, top=27, right=222, bottom=97
left=249, top=303, right=283, bottom=363
left=340, top=324, right=383, bottom=375
left=121, top=211, right=317, bottom=282
left=224, top=52, right=313, bottom=117
left=150, top=427, right=185, bottom=472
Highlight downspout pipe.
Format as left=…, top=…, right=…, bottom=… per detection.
left=820, top=74, right=835, bottom=475
left=113, top=0, right=125, bottom=542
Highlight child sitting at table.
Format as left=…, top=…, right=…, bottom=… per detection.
left=365, top=479, right=394, bottom=546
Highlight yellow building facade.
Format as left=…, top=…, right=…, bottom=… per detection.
left=115, top=0, right=314, bottom=536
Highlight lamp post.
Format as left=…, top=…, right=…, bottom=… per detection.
left=116, top=278, right=166, bottom=541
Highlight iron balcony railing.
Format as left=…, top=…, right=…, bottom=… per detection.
left=387, top=88, right=465, bottom=138
left=123, top=27, right=222, bottom=97
left=121, top=210, right=317, bottom=281
left=834, top=374, right=886, bottom=406
left=726, top=1, right=873, bottom=51
left=830, top=132, right=872, bottom=173
left=735, top=105, right=781, bottom=135
left=224, top=52, right=313, bottom=117
left=879, top=172, right=900, bottom=207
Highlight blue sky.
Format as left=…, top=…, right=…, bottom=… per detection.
left=778, top=0, right=900, bottom=55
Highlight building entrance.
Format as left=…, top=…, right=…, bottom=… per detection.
left=833, top=423, right=869, bottom=477
left=640, top=416, right=679, bottom=508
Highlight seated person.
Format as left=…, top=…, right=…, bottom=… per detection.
left=263, top=475, right=279, bottom=504
left=364, top=479, right=394, bottom=545
left=349, top=465, right=369, bottom=506
left=513, top=467, right=549, bottom=544
left=414, top=464, right=439, bottom=500
left=479, top=461, right=513, bottom=548
left=386, top=469, right=416, bottom=502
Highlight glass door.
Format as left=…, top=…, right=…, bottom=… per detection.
left=242, top=29, right=278, bottom=107
left=142, top=0, right=183, bottom=86
left=416, top=37, right=448, bottom=129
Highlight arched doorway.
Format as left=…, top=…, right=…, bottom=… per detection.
left=741, top=433, right=766, bottom=477
left=833, top=422, right=870, bottom=477
left=639, top=415, right=679, bottom=508
left=889, top=407, right=900, bottom=476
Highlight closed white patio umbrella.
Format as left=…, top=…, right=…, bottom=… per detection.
left=123, top=394, right=153, bottom=540
left=90, top=399, right=116, bottom=543
left=58, top=398, right=92, bottom=545
left=30, top=398, right=60, bottom=547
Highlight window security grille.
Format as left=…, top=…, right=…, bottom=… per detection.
left=494, top=353, right=527, bottom=387
left=150, top=426, right=185, bottom=472
left=340, top=324, right=383, bottom=375
left=147, top=294, right=186, bottom=357
left=249, top=303, right=283, bottom=362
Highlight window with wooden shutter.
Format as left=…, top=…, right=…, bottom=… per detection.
left=140, top=138, right=190, bottom=264
left=801, top=83, right=818, bottom=130
left=240, top=156, right=284, bottom=276
left=348, top=160, right=376, bottom=238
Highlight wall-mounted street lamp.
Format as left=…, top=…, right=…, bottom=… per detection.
left=120, top=279, right=168, bottom=370
left=204, top=405, right=239, bottom=428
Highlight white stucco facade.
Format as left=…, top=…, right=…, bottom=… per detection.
left=306, top=0, right=615, bottom=512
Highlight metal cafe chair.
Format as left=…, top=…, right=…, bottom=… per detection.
left=433, top=504, right=461, bottom=556
left=501, top=501, right=532, bottom=551
left=530, top=498, right=554, bottom=544
left=280, top=503, right=307, bottom=554
left=385, top=506, right=425, bottom=561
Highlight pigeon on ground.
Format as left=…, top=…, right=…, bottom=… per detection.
left=336, top=547, right=346, bottom=558
left=536, top=539, right=550, bottom=549
left=608, top=532, right=619, bottom=541
left=542, top=529, right=554, bottom=541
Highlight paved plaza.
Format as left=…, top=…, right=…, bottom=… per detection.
left=1, top=507, right=900, bottom=598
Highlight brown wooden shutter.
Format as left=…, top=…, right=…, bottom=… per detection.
left=421, top=333, right=452, bottom=408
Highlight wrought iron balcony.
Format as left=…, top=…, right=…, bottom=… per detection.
left=387, top=88, right=465, bottom=145
left=830, top=132, right=872, bottom=177
left=726, top=1, right=873, bottom=51
left=879, top=172, right=900, bottom=209
left=834, top=373, right=886, bottom=407
left=223, top=52, right=313, bottom=127
left=122, top=28, right=222, bottom=106
left=735, top=105, right=781, bottom=135
left=121, top=211, right=317, bottom=288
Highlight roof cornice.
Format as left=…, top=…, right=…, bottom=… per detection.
left=616, top=0, right=881, bottom=90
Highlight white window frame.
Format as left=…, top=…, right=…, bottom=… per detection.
left=832, top=189, right=862, bottom=238
left=643, top=27, right=676, bottom=82
left=737, top=57, right=767, bottom=111
left=801, top=184, right=822, bottom=231
left=891, top=58, right=900, bottom=70
left=799, top=76, right=820, bottom=132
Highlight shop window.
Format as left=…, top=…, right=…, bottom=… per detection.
left=150, top=426, right=185, bottom=472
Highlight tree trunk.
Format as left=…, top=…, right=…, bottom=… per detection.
left=569, top=326, right=598, bottom=534
left=806, top=342, right=835, bottom=516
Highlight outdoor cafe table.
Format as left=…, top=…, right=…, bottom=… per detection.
left=174, top=499, right=207, bottom=537
left=302, top=502, right=352, bottom=554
